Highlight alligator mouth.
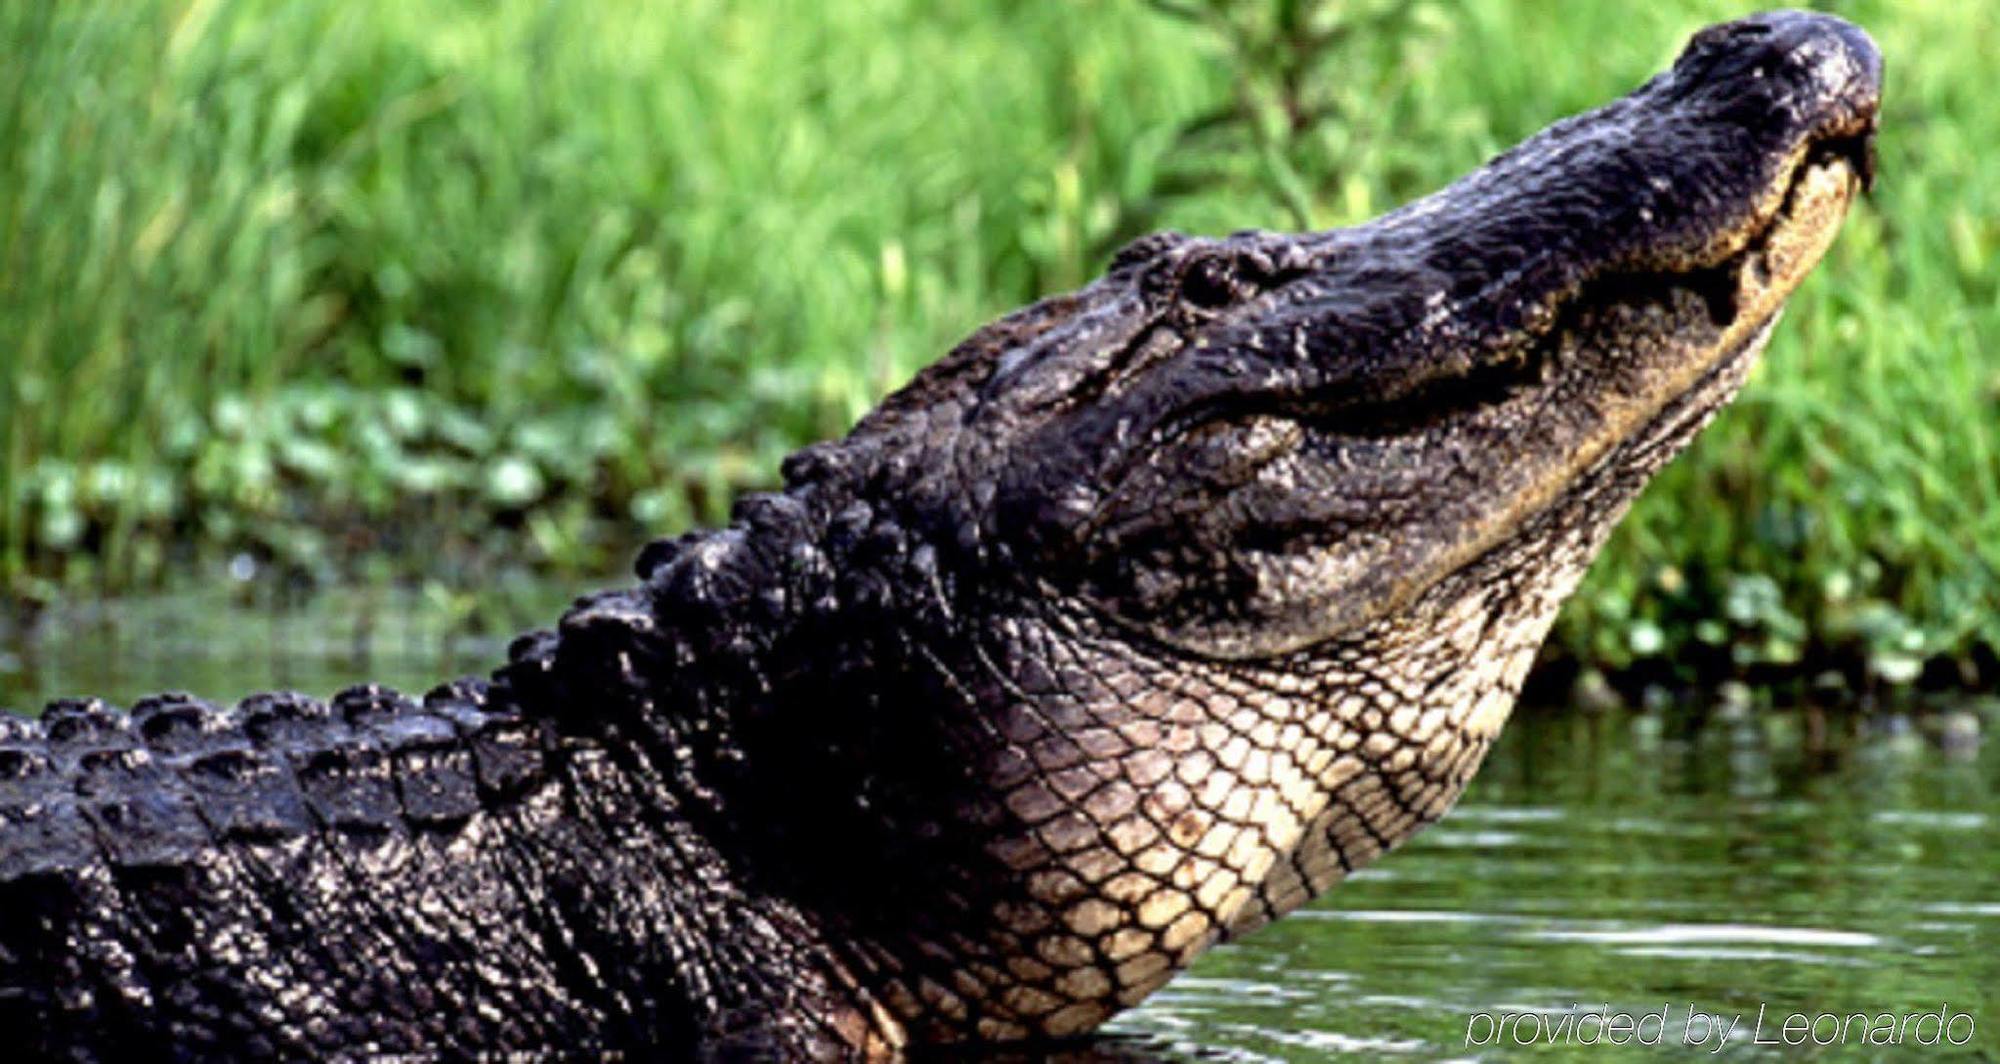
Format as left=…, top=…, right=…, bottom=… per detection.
left=1130, top=122, right=1877, bottom=456
left=1319, top=126, right=1876, bottom=442
left=1618, top=132, right=1873, bottom=324
left=1215, top=129, right=1865, bottom=653
left=1476, top=127, right=1873, bottom=570
left=1601, top=126, right=1872, bottom=407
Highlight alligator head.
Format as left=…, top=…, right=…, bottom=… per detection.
left=919, top=12, right=1880, bottom=665
left=641, top=8, right=1878, bottom=1050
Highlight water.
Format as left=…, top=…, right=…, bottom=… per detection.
left=2, top=586, right=1994, bottom=1061
left=0, top=578, right=581, bottom=710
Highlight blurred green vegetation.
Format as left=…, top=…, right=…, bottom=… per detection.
left=1, top=0, right=1994, bottom=688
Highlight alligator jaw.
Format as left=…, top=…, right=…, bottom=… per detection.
left=1473, top=119, right=1873, bottom=603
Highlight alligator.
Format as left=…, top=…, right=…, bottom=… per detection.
left=0, top=10, right=1879, bottom=1060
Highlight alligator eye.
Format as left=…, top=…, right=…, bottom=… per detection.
left=1179, top=255, right=1237, bottom=309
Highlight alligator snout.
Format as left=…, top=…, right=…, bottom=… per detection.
left=1677, top=10, right=1882, bottom=115
left=1670, top=9, right=1881, bottom=181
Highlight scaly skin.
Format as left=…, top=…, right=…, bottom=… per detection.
left=0, top=11, right=1879, bottom=1059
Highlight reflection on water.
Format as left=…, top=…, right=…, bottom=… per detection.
left=1, top=584, right=1993, bottom=1061
left=0, top=578, right=588, bottom=711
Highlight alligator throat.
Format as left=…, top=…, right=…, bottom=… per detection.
left=0, top=11, right=1879, bottom=1060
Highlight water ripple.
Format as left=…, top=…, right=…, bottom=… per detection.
left=1527, top=922, right=1881, bottom=947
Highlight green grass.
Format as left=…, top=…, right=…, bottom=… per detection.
left=1, top=0, right=1994, bottom=685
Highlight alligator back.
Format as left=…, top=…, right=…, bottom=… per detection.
left=0, top=682, right=570, bottom=1055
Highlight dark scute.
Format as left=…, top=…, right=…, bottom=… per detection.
left=182, top=747, right=313, bottom=842
left=294, top=744, right=399, bottom=833
left=131, top=694, right=226, bottom=757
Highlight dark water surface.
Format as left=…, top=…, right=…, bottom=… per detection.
left=3, top=585, right=1994, bottom=1061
